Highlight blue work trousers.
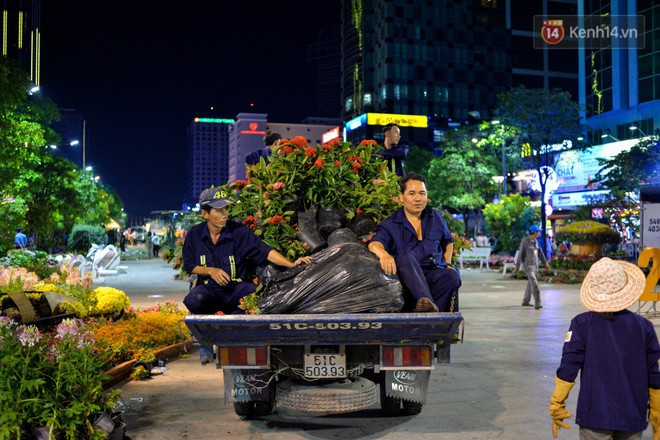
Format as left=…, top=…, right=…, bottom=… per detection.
left=395, top=250, right=461, bottom=312
left=183, top=281, right=256, bottom=315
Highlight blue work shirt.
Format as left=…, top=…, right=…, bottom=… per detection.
left=14, top=232, right=27, bottom=248
left=369, top=206, right=453, bottom=268
left=245, top=148, right=271, bottom=166
left=182, top=221, right=273, bottom=287
left=374, top=144, right=408, bottom=177
left=557, top=310, right=660, bottom=432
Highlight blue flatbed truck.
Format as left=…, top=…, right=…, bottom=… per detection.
left=185, top=311, right=463, bottom=416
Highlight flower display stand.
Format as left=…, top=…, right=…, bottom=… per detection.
left=102, top=338, right=193, bottom=388
left=570, top=243, right=603, bottom=257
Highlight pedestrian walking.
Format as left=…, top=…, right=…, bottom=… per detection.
left=549, top=257, right=660, bottom=439
left=152, top=233, right=161, bottom=258
left=514, top=224, right=549, bottom=309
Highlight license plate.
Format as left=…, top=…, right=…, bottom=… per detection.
left=303, top=354, right=346, bottom=378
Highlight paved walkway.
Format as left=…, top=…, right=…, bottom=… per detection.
left=105, top=259, right=659, bottom=439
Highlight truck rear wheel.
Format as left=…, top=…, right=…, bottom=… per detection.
left=233, top=401, right=254, bottom=416
left=380, top=384, right=401, bottom=415
left=253, top=384, right=276, bottom=416
left=402, top=399, right=423, bottom=415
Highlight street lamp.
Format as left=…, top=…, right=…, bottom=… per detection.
left=492, top=175, right=504, bottom=200
left=629, top=125, right=648, bottom=137
left=491, top=120, right=507, bottom=195
left=601, top=129, right=620, bottom=142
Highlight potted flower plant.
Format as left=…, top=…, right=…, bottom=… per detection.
left=555, top=220, right=620, bottom=257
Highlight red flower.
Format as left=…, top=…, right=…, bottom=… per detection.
left=314, top=158, right=325, bottom=168
left=267, top=215, right=286, bottom=225
left=329, top=138, right=342, bottom=146
left=304, top=147, right=317, bottom=158
left=360, top=139, right=378, bottom=147
left=278, top=145, right=293, bottom=156
left=293, top=148, right=300, bottom=154
left=351, top=162, right=361, bottom=172
left=356, top=208, right=363, bottom=216
left=321, top=144, right=333, bottom=151
left=334, top=160, right=341, bottom=167
left=234, top=179, right=248, bottom=188
left=242, top=215, right=257, bottom=230
left=291, top=136, right=308, bottom=148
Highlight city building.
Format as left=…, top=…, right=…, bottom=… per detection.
left=184, top=117, right=233, bottom=210
left=227, top=113, right=340, bottom=183
left=2, top=0, right=41, bottom=86
left=579, top=0, right=659, bottom=142
left=340, top=0, right=579, bottom=149
left=307, top=26, right=342, bottom=118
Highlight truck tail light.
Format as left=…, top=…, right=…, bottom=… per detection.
left=218, top=346, right=268, bottom=367
left=381, top=345, right=432, bottom=368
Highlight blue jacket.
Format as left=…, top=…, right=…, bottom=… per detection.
left=14, top=232, right=27, bottom=248
left=369, top=206, right=453, bottom=268
left=374, top=144, right=408, bottom=176
left=182, top=221, right=272, bottom=286
left=245, top=148, right=271, bottom=166
left=557, top=310, right=660, bottom=432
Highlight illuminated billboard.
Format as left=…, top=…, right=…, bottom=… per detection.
left=366, top=113, right=428, bottom=128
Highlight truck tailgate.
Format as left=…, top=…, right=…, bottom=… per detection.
left=185, top=312, right=462, bottom=346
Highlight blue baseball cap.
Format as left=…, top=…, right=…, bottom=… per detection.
left=528, top=224, right=541, bottom=234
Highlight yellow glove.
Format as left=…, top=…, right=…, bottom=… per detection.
left=649, top=388, right=660, bottom=440
left=549, top=376, right=574, bottom=438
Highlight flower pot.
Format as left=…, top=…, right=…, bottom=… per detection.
left=296, top=211, right=326, bottom=253
left=109, top=422, right=126, bottom=440
left=327, top=228, right=358, bottom=246
left=31, top=426, right=57, bottom=440
left=316, top=206, right=346, bottom=238
left=93, top=412, right=115, bottom=436
left=570, top=243, right=603, bottom=257
left=350, top=214, right=376, bottom=238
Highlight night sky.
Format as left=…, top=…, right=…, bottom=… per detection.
left=39, top=1, right=341, bottom=220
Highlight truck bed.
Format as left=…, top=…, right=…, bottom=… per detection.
left=185, top=312, right=463, bottom=346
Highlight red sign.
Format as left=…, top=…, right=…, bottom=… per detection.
left=240, top=121, right=266, bottom=135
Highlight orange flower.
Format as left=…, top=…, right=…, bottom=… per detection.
left=334, top=160, right=341, bottom=167
left=321, top=144, right=333, bottom=151
left=360, top=139, right=378, bottom=147
left=314, top=158, right=325, bottom=168
left=304, top=147, right=317, bottom=158
left=267, top=215, right=286, bottom=225
left=351, top=162, right=361, bottom=172
left=291, top=136, right=308, bottom=148
left=356, top=208, right=363, bottom=215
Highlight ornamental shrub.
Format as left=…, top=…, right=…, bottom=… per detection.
left=555, top=220, right=620, bottom=245
left=483, top=194, right=540, bottom=254
left=68, top=224, right=106, bottom=253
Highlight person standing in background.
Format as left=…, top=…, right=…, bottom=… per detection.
left=514, top=224, right=549, bottom=309
left=374, top=123, right=408, bottom=177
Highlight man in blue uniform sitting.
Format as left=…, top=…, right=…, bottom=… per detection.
left=183, top=187, right=312, bottom=316
left=368, top=173, right=461, bottom=313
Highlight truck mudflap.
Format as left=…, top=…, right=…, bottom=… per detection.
left=384, top=370, right=430, bottom=404
left=224, top=369, right=273, bottom=403
left=185, top=312, right=463, bottom=346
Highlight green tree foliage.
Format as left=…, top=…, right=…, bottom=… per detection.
left=483, top=193, right=540, bottom=254
left=494, top=86, right=580, bottom=255
left=0, top=58, right=125, bottom=253
left=426, top=126, right=500, bottom=235
left=404, top=145, right=435, bottom=176
left=593, top=136, right=660, bottom=194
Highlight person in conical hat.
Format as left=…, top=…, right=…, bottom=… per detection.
left=549, top=257, right=660, bottom=439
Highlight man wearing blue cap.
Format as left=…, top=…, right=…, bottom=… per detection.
left=514, top=224, right=549, bottom=309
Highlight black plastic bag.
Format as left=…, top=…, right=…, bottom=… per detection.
left=258, top=242, right=404, bottom=314
left=317, top=206, right=346, bottom=238
left=296, top=210, right=326, bottom=253
left=327, top=228, right=358, bottom=246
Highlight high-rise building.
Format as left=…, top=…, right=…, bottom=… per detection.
left=184, top=117, right=233, bottom=210
left=307, top=26, right=342, bottom=118
left=508, top=0, right=578, bottom=97
left=340, top=0, right=581, bottom=149
left=579, top=0, right=659, bottom=142
left=2, top=0, right=41, bottom=85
